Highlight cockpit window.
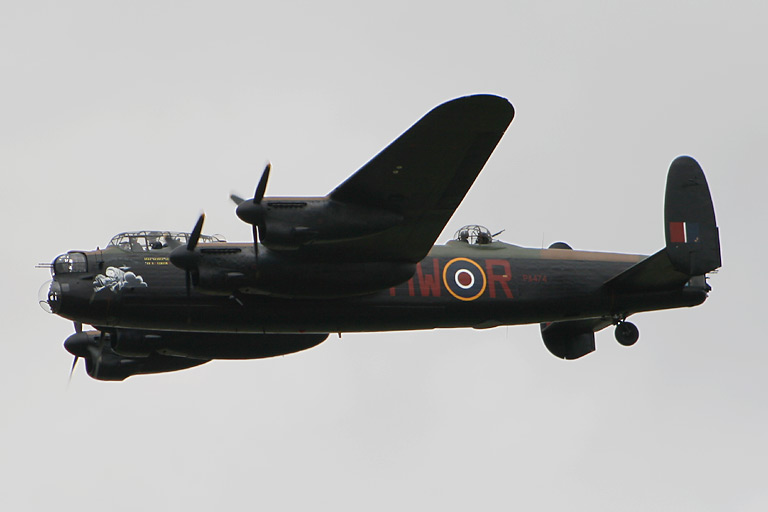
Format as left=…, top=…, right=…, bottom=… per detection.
left=54, top=252, right=87, bottom=274
left=106, top=231, right=226, bottom=252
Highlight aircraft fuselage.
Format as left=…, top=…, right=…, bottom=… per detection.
left=46, top=240, right=708, bottom=334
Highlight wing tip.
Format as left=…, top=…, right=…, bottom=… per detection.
left=430, top=94, right=515, bottom=129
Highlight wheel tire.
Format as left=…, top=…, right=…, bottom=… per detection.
left=615, top=321, right=639, bottom=346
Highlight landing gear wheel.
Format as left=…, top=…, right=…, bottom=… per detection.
left=615, top=321, right=639, bottom=346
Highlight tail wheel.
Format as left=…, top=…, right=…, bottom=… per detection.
left=615, top=321, right=639, bottom=346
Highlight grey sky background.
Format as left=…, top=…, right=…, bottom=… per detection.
left=2, top=1, right=766, bottom=510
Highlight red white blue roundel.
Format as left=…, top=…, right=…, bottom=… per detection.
left=442, top=258, right=487, bottom=301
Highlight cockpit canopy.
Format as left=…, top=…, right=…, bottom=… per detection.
left=107, top=231, right=226, bottom=253
left=453, top=225, right=497, bottom=245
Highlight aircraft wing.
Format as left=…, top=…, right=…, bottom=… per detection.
left=325, top=94, right=514, bottom=262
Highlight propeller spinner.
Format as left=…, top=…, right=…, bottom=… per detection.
left=64, top=322, right=105, bottom=380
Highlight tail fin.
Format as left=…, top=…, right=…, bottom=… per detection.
left=664, top=156, right=721, bottom=276
left=604, top=156, right=720, bottom=292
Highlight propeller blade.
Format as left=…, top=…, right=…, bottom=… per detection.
left=230, top=194, right=246, bottom=206
left=165, top=236, right=183, bottom=250
left=234, top=163, right=271, bottom=257
left=170, top=214, right=206, bottom=299
left=188, top=213, right=205, bottom=251
left=89, top=343, right=103, bottom=379
left=67, top=322, right=84, bottom=383
left=253, top=163, right=271, bottom=203
left=68, top=356, right=79, bottom=382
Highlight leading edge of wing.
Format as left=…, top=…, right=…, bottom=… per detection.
left=327, top=94, right=514, bottom=262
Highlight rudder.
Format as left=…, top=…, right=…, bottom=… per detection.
left=664, top=156, right=721, bottom=276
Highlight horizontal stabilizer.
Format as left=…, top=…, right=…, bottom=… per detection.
left=604, top=249, right=691, bottom=291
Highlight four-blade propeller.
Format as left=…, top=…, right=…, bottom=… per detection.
left=66, top=321, right=83, bottom=381
left=169, top=213, right=205, bottom=297
left=169, top=163, right=270, bottom=298
left=64, top=321, right=104, bottom=381
left=235, top=162, right=271, bottom=258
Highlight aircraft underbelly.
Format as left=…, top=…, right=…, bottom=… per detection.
left=107, top=290, right=697, bottom=334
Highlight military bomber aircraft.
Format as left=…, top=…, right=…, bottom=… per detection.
left=38, top=94, right=722, bottom=380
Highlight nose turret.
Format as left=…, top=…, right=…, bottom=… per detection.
left=38, top=279, right=61, bottom=313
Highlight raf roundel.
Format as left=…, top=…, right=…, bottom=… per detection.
left=443, top=258, right=487, bottom=301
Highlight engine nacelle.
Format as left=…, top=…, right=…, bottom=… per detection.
left=65, top=329, right=329, bottom=380
left=194, top=265, right=248, bottom=296
left=193, top=258, right=416, bottom=299
left=64, top=330, right=209, bottom=381
left=110, top=329, right=329, bottom=360
left=238, top=197, right=403, bottom=251
left=238, top=260, right=416, bottom=298
left=84, top=350, right=210, bottom=381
